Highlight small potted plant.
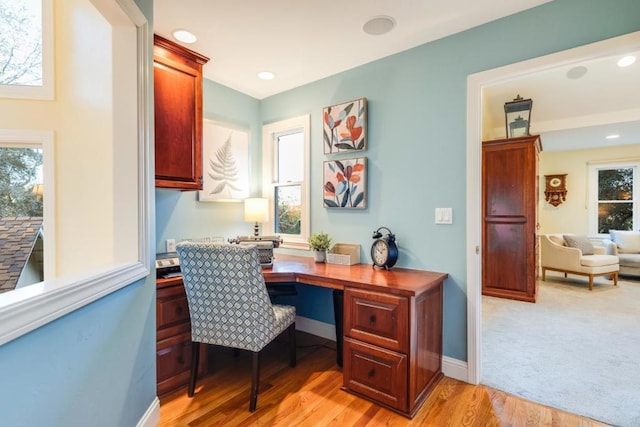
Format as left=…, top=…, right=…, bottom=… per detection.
left=308, top=231, right=332, bottom=263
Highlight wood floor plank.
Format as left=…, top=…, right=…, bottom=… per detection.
left=159, top=332, right=610, bottom=427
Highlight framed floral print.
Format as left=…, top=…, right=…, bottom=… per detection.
left=323, top=97, right=367, bottom=154
left=199, top=120, right=249, bottom=202
left=323, top=157, right=367, bottom=209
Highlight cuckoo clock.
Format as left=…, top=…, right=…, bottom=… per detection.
left=544, top=174, right=567, bottom=207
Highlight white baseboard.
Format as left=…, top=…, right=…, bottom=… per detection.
left=296, top=316, right=469, bottom=383
left=295, top=316, right=336, bottom=341
left=137, top=396, right=160, bottom=427
left=442, top=355, right=468, bottom=382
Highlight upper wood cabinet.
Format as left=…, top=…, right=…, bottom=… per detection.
left=153, top=35, right=209, bottom=190
left=482, top=135, right=542, bottom=302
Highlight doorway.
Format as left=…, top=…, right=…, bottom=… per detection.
left=466, top=31, right=640, bottom=384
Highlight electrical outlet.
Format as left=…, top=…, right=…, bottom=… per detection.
left=166, top=239, right=176, bottom=253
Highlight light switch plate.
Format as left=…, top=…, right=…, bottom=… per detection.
left=166, top=239, right=176, bottom=252
left=435, top=208, right=453, bottom=224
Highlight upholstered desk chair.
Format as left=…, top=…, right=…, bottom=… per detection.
left=176, top=242, right=296, bottom=412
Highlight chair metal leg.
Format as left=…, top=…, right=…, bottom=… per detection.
left=289, top=323, right=296, bottom=367
left=250, top=351, right=260, bottom=412
left=188, top=342, right=200, bottom=397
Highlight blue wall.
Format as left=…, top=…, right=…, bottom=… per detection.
left=155, top=80, right=261, bottom=253
left=0, top=0, right=157, bottom=426
left=157, top=0, right=640, bottom=363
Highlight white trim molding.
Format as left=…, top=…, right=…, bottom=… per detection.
left=137, top=397, right=160, bottom=427
left=295, top=316, right=337, bottom=341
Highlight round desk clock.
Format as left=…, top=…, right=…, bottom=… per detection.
left=371, top=226, right=398, bottom=270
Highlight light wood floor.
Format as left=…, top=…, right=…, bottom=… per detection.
left=159, top=332, right=609, bottom=426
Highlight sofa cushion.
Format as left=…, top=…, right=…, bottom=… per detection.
left=580, top=254, right=619, bottom=267
left=564, top=234, right=594, bottom=255
left=548, top=235, right=566, bottom=246
left=609, top=230, right=640, bottom=253
left=617, top=254, right=640, bottom=268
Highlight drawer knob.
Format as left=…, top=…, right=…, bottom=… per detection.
left=369, top=314, right=376, bottom=325
left=367, top=368, right=376, bottom=379
left=177, top=356, right=185, bottom=365
left=175, top=306, right=183, bottom=315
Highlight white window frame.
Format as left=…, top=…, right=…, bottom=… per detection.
left=0, top=0, right=150, bottom=346
left=0, top=0, right=54, bottom=100
left=588, top=159, right=639, bottom=236
left=0, top=130, right=55, bottom=279
left=262, top=114, right=310, bottom=250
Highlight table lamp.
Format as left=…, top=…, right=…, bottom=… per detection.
left=244, top=197, right=268, bottom=236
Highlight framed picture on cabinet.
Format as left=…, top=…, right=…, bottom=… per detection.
left=323, top=97, right=367, bottom=154
left=199, top=120, right=250, bottom=202
left=323, top=157, right=367, bottom=209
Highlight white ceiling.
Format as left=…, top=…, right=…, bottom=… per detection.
left=153, top=1, right=639, bottom=152
left=153, top=0, right=550, bottom=99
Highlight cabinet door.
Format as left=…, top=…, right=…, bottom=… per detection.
left=154, top=61, right=200, bottom=188
left=153, top=35, right=208, bottom=190
left=482, top=135, right=540, bottom=302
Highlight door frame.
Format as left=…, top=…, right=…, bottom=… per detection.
left=465, top=31, right=640, bottom=384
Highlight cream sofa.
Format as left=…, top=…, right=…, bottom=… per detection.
left=540, top=234, right=619, bottom=290
left=604, top=230, right=640, bottom=278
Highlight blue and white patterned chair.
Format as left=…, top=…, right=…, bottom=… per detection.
left=176, top=242, right=296, bottom=412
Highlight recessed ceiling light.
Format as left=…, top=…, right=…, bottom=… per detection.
left=363, top=16, right=396, bottom=36
left=566, top=65, right=588, bottom=79
left=605, top=134, right=620, bottom=139
left=173, top=29, right=197, bottom=44
left=617, top=55, right=636, bottom=67
left=257, top=71, right=275, bottom=80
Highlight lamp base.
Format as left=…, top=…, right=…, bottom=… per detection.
left=253, top=222, right=260, bottom=237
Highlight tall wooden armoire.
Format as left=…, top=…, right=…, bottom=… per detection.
left=482, top=135, right=542, bottom=302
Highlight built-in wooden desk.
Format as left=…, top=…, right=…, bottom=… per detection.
left=264, top=255, right=448, bottom=418
left=156, top=254, right=447, bottom=418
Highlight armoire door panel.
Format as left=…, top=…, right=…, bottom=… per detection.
left=482, top=135, right=541, bottom=302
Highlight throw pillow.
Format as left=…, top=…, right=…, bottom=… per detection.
left=563, top=234, right=594, bottom=255
left=609, top=230, right=640, bottom=253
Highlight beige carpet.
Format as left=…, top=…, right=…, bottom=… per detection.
left=482, top=272, right=640, bottom=427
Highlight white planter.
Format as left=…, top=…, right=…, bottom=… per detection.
left=313, top=250, right=326, bottom=263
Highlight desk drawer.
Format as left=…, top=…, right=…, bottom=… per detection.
left=343, top=337, right=407, bottom=411
left=157, top=283, right=190, bottom=330
left=344, top=288, right=408, bottom=352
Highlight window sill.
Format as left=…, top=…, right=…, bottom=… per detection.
left=0, top=262, right=149, bottom=346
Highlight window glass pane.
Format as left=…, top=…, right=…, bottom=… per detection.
left=0, top=0, right=43, bottom=86
left=277, top=132, right=303, bottom=183
left=0, top=146, right=44, bottom=292
left=0, top=147, right=43, bottom=216
left=598, top=168, right=633, bottom=201
left=598, top=202, right=633, bottom=233
left=275, top=185, right=301, bottom=235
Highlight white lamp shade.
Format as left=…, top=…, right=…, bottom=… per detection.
left=244, top=198, right=269, bottom=223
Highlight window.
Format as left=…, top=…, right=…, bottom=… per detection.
left=0, top=0, right=54, bottom=99
left=262, top=115, right=310, bottom=249
left=0, top=130, right=54, bottom=284
left=589, top=161, right=638, bottom=235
